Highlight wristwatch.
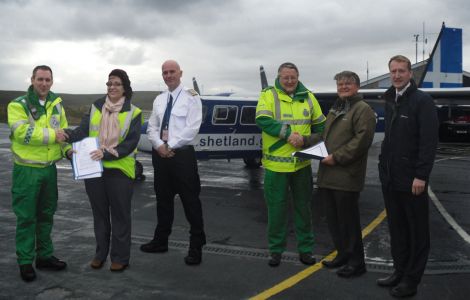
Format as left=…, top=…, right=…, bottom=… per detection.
left=165, top=143, right=172, bottom=152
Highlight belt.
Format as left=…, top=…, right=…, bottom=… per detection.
left=173, top=145, right=194, bottom=152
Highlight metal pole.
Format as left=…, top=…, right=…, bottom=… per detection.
left=422, top=22, right=426, bottom=61
left=366, top=61, right=369, bottom=84
left=413, top=34, right=419, bottom=63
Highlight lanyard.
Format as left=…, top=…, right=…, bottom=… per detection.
left=167, top=88, right=183, bottom=112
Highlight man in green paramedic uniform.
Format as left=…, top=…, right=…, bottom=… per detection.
left=8, top=65, right=70, bottom=282
left=256, top=62, right=326, bottom=267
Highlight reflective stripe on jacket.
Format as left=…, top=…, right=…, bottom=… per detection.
left=88, top=103, right=142, bottom=179
left=8, top=95, right=68, bottom=167
left=256, top=86, right=325, bottom=172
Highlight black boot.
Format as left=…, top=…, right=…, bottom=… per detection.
left=36, top=256, right=67, bottom=271
left=184, top=247, right=202, bottom=265
left=377, top=271, right=403, bottom=287
left=140, top=239, right=169, bottom=253
left=19, top=264, right=36, bottom=282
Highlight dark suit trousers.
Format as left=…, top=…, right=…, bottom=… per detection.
left=152, top=146, right=206, bottom=248
left=321, top=188, right=365, bottom=267
left=382, top=189, right=430, bottom=285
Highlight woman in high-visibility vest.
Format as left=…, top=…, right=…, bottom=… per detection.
left=65, top=69, right=142, bottom=272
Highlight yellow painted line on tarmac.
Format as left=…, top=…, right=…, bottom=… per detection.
left=249, top=209, right=387, bottom=300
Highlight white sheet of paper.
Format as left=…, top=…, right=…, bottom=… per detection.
left=292, top=141, right=329, bottom=159
left=72, top=137, right=103, bottom=180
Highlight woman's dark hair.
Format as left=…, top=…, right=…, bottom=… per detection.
left=109, top=69, right=133, bottom=98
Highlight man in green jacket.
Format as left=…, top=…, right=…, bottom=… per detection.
left=8, top=65, right=69, bottom=282
left=256, top=62, right=325, bottom=267
left=304, top=71, right=376, bottom=277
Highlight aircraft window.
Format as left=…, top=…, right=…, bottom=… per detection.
left=240, top=106, right=256, bottom=125
left=212, top=105, right=238, bottom=125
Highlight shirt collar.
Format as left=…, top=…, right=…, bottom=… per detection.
left=169, top=83, right=183, bottom=98
left=396, top=81, right=411, bottom=97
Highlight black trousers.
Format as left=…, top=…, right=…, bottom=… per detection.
left=321, top=188, right=365, bottom=267
left=382, top=188, right=430, bottom=285
left=152, top=146, right=206, bottom=248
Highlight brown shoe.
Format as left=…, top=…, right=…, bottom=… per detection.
left=110, top=262, right=128, bottom=272
left=90, top=259, right=104, bottom=269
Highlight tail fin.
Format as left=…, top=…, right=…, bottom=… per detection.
left=419, top=23, right=463, bottom=88
left=192, top=77, right=201, bottom=94
left=260, top=65, right=269, bottom=90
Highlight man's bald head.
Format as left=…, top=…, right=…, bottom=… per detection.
left=162, top=59, right=183, bottom=91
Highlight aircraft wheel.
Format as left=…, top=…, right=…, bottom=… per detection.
left=135, top=160, right=146, bottom=182
left=243, top=157, right=262, bottom=168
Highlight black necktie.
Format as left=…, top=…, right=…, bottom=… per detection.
left=160, top=95, right=173, bottom=138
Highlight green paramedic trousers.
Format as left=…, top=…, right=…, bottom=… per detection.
left=264, top=166, right=314, bottom=254
left=11, top=163, right=58, bottom=265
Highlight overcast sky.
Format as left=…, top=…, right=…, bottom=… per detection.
left=1, top=0, right=469, bottom=96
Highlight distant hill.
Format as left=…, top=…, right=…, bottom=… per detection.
left=0, top=90, right=159, bottom=125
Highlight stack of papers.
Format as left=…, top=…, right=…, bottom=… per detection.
left=292, top=141, right=329, bottom=160
left=72, top=137, right=103, bottom=180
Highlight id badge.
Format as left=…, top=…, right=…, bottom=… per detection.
left=162, top=129, right=169, bottom=142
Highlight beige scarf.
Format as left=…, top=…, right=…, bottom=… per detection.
left=99, top=96, right=125, bottom=157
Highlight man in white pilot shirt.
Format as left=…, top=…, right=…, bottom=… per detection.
left=141, top=59, right=206, bottom=265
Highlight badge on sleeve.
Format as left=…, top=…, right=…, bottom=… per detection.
left=50, top=115, right=60, bottom=128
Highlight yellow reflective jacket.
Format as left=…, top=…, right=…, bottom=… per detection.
left=8, top=88, right=69, bottom=167
left=256, top=86, right=325, bottom=172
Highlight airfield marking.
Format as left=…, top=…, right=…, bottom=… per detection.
left=428, top=185, right=470, bottom=244
left=430, top=156, right=470, bottom=244
left=249, top=209, right=387, bottom=300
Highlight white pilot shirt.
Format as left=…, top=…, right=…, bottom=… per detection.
left=147, top=83, right=202, bottom=150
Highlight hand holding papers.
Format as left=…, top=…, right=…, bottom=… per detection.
left=292, top=141, right=329, bottom=160
left=72, top=137, right=103, bottom=180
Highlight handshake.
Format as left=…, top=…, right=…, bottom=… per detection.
left=55, top=129, right=69, bottom=143
left=288, top=132, right=304, bottom=148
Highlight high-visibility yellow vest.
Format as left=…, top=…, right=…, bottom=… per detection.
left=8, top=95, right=69, bottom=167
left=88, top=103, right=141, bottom=179
left=256, top=87, right=325, bottom=172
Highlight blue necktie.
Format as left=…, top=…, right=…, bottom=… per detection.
left=160, top=95, right=173, bottom=139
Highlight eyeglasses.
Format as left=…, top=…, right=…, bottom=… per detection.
left=279, top=76, right=298, bottom=82
left=106, top=82, right=123, bottom=87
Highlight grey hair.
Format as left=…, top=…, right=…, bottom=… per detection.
left=334, top=71, right=360, bottom=86
left=278, top=62, right=299, bottom=75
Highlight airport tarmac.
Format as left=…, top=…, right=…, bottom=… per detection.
left=0, top=122, right=469, bottom=300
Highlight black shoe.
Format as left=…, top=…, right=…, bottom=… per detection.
left=268, top=253, right=281, bottom=267
left=390, top=282, right=417, bottom=298
left=36, top=256, right=67, bottom=271
left=299, top=253, right=316, bottom=265
left=184, top=247, right=202, bottom=265
left=322, top=256, right=348, bottom=269
left=19, top=264, right=36, bottom=282
left=140, top=239, right=168, bottom=253
left=336, top=264, right=366, bottom=278
left=377, top=271, right=403, bottom=287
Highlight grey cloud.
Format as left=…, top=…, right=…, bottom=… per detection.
left=1, top=0, right=469, bottom=94
left=98, top=43, right=146, bottom=65
left=1, top=0, right=240, bottom=41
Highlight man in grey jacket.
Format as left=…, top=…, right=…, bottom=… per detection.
left=301, top=71, right=376, bottom=278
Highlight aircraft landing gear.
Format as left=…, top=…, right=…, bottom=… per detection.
left=135, top=160, right=146, bottom=182
left=243, top=157, right=262, bottom=169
